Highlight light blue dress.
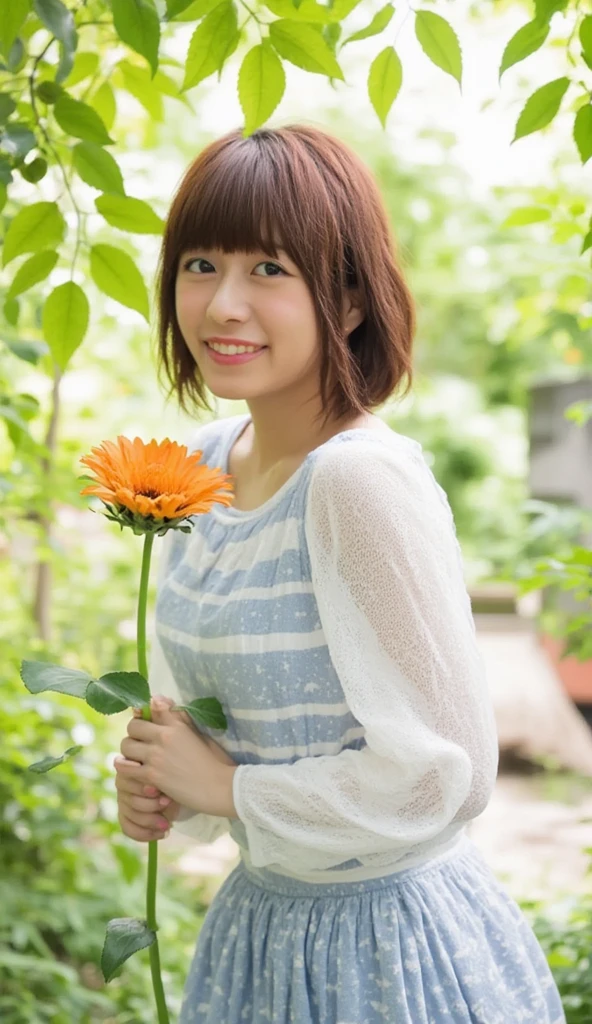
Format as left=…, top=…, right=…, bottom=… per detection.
left=151, top=413, right=565, bottom=1024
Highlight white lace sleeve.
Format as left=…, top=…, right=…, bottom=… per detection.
left=231, top=437, right=499, bottom=872
left=147, top=455, right=231, bottom=844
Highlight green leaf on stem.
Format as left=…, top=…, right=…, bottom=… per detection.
left=574, top=102, right=592, bottom=164
left=341, top=3, right=394, bottom=47
left=499, top=19, right=549, bottom=81
left=54, top=95, right=114, bottom=145
left=0, top=95, right=17, bottom=123
left=63, top=50, right=100, bottom=87
left=28, top=744, right=82, bottom=773
left=175, top=696, right=228, bottom=730
left=7, top=251, right=58, bottom=300
left=415, top=10, right=462, bottom=88
left=43, top=281, right=89, bottom=369
left=2, top=337, right=49, bottom=363
left=86, top=671, right=151, bottom=715
left=512, top=77, right=570, bottom=142
left=0, top=124, right=37, bottom=159
left=238, top=42, right=285, bottom=136
left=34, top=0, right=78, bottom=83
left=20, top=157, right=48, bottom=183
left=101, top=917, right=156, bottom=982
left=72, top=142, right=125, bottom=194
left=0, top=0, right=30, bottom=61
left=20, top=659, right=92, bottom=698
left=268, top=20, right=345, bottom=79
left=4, top=296, right=19, bottom=325
left=95, top=193, right=164, bottom=233
left=90, top=243, right=150, bottom=319
left=2, top=201, right=66, bottom=266
left=111, top=0, right=161, bottom=77
left=368, top=46, right=402, bottom=129
left=182, top=2, right=240, bottom=90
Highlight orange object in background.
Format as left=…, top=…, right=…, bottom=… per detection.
left=539, top=632, right=592, bottom=704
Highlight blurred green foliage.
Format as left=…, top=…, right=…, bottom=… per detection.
left=0, top=554, right=207, bottom=1022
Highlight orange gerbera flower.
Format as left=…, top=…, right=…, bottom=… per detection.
left=80, top=436, right=234, bottom=536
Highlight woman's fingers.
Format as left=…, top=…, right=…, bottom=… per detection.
left=119, top=812, right=169, bottom=843
left=114, top=757, right=162, bottom=798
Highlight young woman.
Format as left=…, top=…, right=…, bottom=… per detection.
left=114, top=123, right=566, bottom=1023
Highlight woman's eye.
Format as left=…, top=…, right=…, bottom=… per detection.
left=182, top=258, right=285, bottom=277
left=254, top=261, right=286, bottom=277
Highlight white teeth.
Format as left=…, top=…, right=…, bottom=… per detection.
left=208, top=342, right=261, bottom=355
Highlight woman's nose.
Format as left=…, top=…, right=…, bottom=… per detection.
left=206, top=275, right=250, bottom=322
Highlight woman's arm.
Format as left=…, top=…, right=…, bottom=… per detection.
left=231, top=438, right=499, bottom=873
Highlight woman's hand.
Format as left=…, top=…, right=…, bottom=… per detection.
left=115, top=767, right=180, bottom=842
left=115, top=695, right=239, bottom=819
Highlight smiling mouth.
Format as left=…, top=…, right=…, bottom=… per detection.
left=204, top=342, right=268, bottom=353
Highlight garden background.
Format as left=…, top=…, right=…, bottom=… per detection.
left=1, top=0, right=592, bottom=1020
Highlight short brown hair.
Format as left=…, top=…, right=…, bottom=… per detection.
left=155, top=123, right=415, bottom=429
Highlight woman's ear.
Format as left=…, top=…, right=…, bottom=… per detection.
left=342, top=287, right=365, bottom=335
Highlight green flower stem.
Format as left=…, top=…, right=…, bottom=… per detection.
left=138, top=532, right=170, bottom=1024
left=137, top=532, right=154, bottom=681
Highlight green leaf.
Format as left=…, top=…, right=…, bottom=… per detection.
left=95, top=193, right=164, bottom=233
left=0, top=0, right=30, bottom=60
left=502, top=206, right=552, bottom=227
left=581, top=16, right=592, bottom=65
left=34, top=0, right=76, bottom=49
left=20, top=156, right=48, bottom=182
left=264, top=0, right=361, bottom=24
left=499, top=19, right=549, bottom=80
left=2, top=201, right=66, bottom=266
left=368, top=46, right=402, bottom=129
left=182, top=2, right=240, bottom=90
left=116, top=59, right=164, bottom=120
left=54, top=95, right=114, bottom=145
left=166, top=0, right=226, bottom=20
left=534, top=0, right=568, bottom=20
left=238, top=42, right=285, bottom=135
left=512, top=77, right=570, bottom=142
left=0, top=183, right=6, bottom=212
left=4, top=297, right=19, bottom=325
left=269, top=20, right=345, bottom=79
left=36, top=80, right=64, bottom=104
left=3, top=337, right=49, bottom=363
left=101, top=918, right=156, bottom=983
left=581, top=228, right=592, bottom=254
left=174, top=696, right=228, bottom=729
left=0, top=158, right=12, bottom=185
left=0, top=123, right=36, bottom=159
left=90, top=244, right=150, bottom=319
left=86, top=671, right=150, bottom=715
left=72, top=142, right=125, bottom=194
left=574, top=102, right=592, bottom=164
left=42, top=281, right=89, bottom=368
left=63, top=50, right=100, bottom=87
left=90, top=82, right=117, bottom=132
left=341, top=3, right=394, bottom=47
left=33, top=0, right=78, bottom=83
left=7, top=250, right=58, bottom=299
left=112, top=0, right=160, bottom=77
left=415, top=10, right=462, bottom=88
left=28, top=745, right=82, bottom=773
left=0, top=94, right=17, bottom=123
left=20, top=659, right=92, bottom=698
left=7, top=37, right=26, bottom=73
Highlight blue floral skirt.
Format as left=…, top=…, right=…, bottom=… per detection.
left=180, top=834, right=566, bottom=1024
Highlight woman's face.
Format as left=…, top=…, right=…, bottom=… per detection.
left=174, top=246, right=323, bottom=403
